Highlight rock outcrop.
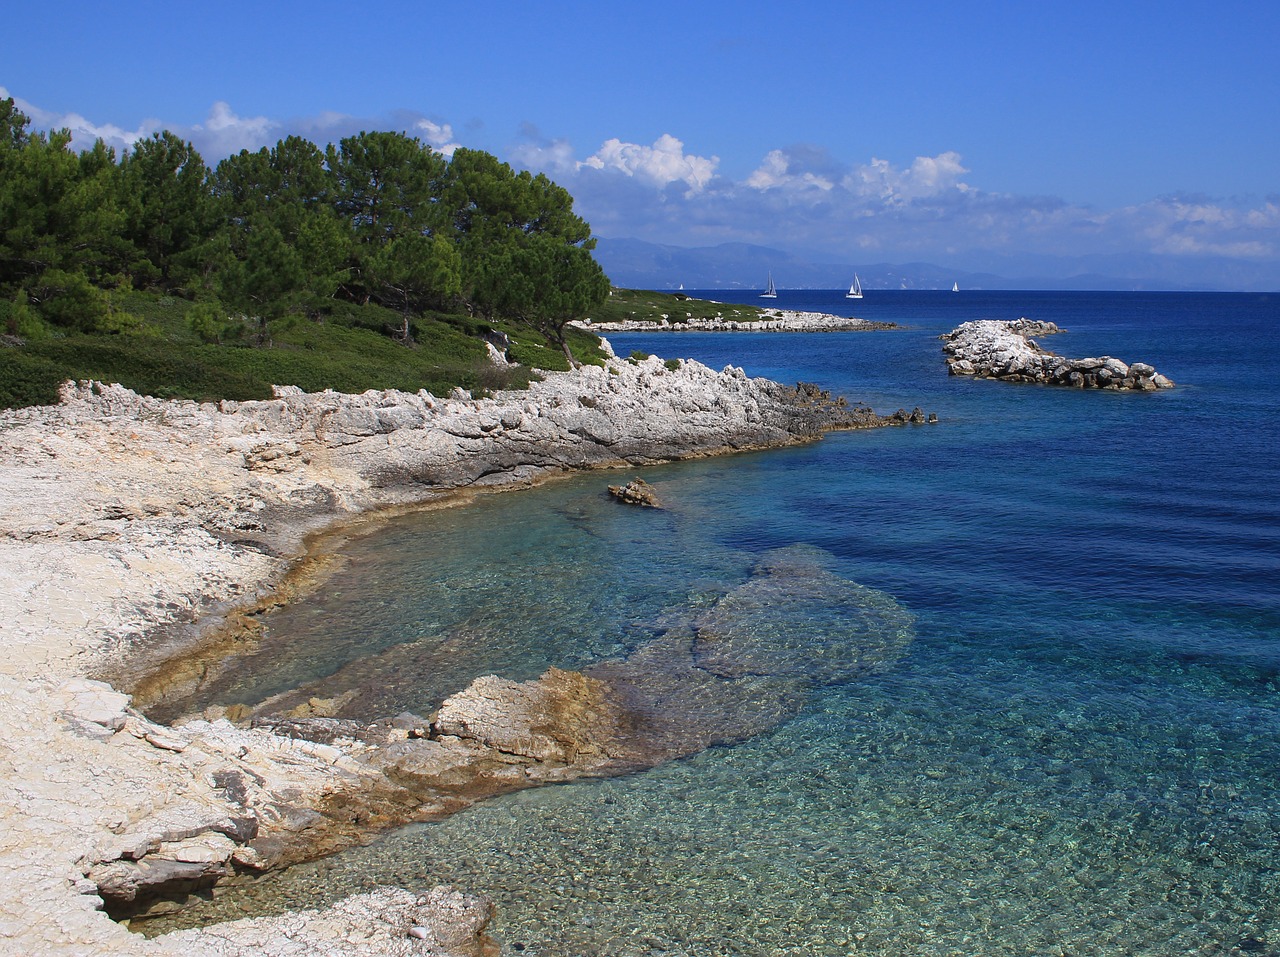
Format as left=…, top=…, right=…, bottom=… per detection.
left=578, top=308, right=896, bottom=332
left=940, top=318, right=1175, bottom=390
left=0, top=351, right=926, bottom=955
left=607, top=476, right=662, bottom=507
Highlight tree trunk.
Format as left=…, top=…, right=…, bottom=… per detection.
left=556, top=328, right=578, bottom=368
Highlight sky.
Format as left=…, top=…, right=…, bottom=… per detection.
left=5, top=0, right=1280, bottom=286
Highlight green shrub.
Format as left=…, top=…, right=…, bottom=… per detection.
left=1, top=298, right=52, bottom=340
left=0, top=290, right=617, bottom=410
left=0, top=351, right=68, bottom=408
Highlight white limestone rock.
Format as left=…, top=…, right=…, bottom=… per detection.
left=940, top=319, right=1174, bottom=390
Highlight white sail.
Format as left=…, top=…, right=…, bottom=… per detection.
left=760, top=272, right=777, bottom=298
left=846, top=274, right=863, bottom=299
left=952, top=281, right=960, bottom=292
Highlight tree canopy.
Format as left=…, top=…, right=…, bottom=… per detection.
left=0, top=99, right=609, bottom=356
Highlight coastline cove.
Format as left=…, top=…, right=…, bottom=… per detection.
left=4, top=288, right=1279, bottom=956
left=0, top=331, right=928, bottom=957
left=143, top=289, right=1280, bottom=956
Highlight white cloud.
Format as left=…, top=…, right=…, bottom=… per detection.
left=4, top=87, right=1277, bottom=280
left=414, top=118, right=460, bottom=157
left=189, top=101, right=277, bottom=156
left=511, top=142, right=578, bottom=179
left=1119, top=196, right=1279, bottom=259
left=745, top=149, right=834, bottom=192
left=0, top=85, right=158, bottom=154
left=846, top=151, right=970, bottom=203
left=579, top=134, right=719, bottom=194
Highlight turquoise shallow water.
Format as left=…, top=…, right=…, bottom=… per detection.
left=150, top=291, right=1280, bottom=955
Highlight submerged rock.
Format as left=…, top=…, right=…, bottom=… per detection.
left=607, top=476, right=662, bottom=507
left=107, top=546, right=914, bottom=920
left=157, top=885, right=498, bottom=957
left=689, top=544, right=915, bottom=684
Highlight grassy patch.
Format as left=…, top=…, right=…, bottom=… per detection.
left=584, top=288, right=769, bottom=325
left=0, top=291, right=611, bottom=410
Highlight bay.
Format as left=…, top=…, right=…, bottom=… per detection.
left=150, top=290, right=1280, bottom=956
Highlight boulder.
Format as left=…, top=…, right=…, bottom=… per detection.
left=607, top=476, right=662, bottom=507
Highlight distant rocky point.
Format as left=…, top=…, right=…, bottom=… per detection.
left=941, top=318, right=1175, bottom=390
left=578, top=309, right=896, bottom=333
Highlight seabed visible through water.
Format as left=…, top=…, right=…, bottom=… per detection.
left=141, top=292, right=1280, bottom=955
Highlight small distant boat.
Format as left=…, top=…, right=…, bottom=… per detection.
left=760, top=272, right=777, bottom=298
left=952, top=282, right=960, bottom=293
left=846, top=275, right=863, bottom=299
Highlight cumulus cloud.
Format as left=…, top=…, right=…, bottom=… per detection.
left=413, top=118, right=460, bottom=157
left=746, top=149, right=835, bottom=192
left=846, top=151, right=971, bottom=203
left=4, top=86, right=1276, bottom=279
left=2, top=90, right=474, bottom=161
left=538, top=135, right=1278, bottom=276
left=188, top=101, right=278, bottom=156
left=579, top=134, right=719, bottom=194
left=0, top=85, right=158, bottom=154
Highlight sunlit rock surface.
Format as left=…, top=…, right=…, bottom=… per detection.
left=0, top=354, right=920, bottom=954
left=941, top=318, right=1175, bottom=389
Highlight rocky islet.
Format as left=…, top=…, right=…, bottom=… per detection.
left=941, top=318, right=1175, bottom=390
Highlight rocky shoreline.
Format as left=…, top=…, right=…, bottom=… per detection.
left=0, top=346, right=929, bottom=955
left=578, top=308, right=896, bottom=333
left=941, top=318, right=1175, bottom=390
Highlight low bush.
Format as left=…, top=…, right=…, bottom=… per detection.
left=0, top=291, right=615, bottom=410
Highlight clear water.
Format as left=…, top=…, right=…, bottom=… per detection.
left=153, top=291, right=1280, bottom=955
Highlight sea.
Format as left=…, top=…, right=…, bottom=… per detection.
left=147, top=290, right=1280, bottom=956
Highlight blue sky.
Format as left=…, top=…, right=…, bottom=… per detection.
left=5, top=0, right=1279, bottom=285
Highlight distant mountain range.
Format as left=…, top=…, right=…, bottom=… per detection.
left=592, top=238, right=1280, bottom=292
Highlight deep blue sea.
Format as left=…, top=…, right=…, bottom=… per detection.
left=157, top=291, right=1280, bottom=956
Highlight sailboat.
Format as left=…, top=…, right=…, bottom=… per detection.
left=760, top=272, right=777, bottom=298
left=952, top=281, right=960, bottom=293
left=845, top=275, right=863, bottom=299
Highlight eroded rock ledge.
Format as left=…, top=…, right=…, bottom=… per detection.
left=940, top=318, right=1175, bottom=390
left=0, top=349, right=926, bottom=955
left=113, top=546, right=911, bottom=927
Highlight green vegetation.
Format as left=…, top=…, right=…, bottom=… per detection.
left=584, top=288, right=773, bottom=325
left=0, top=99, right=611, bottom=410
